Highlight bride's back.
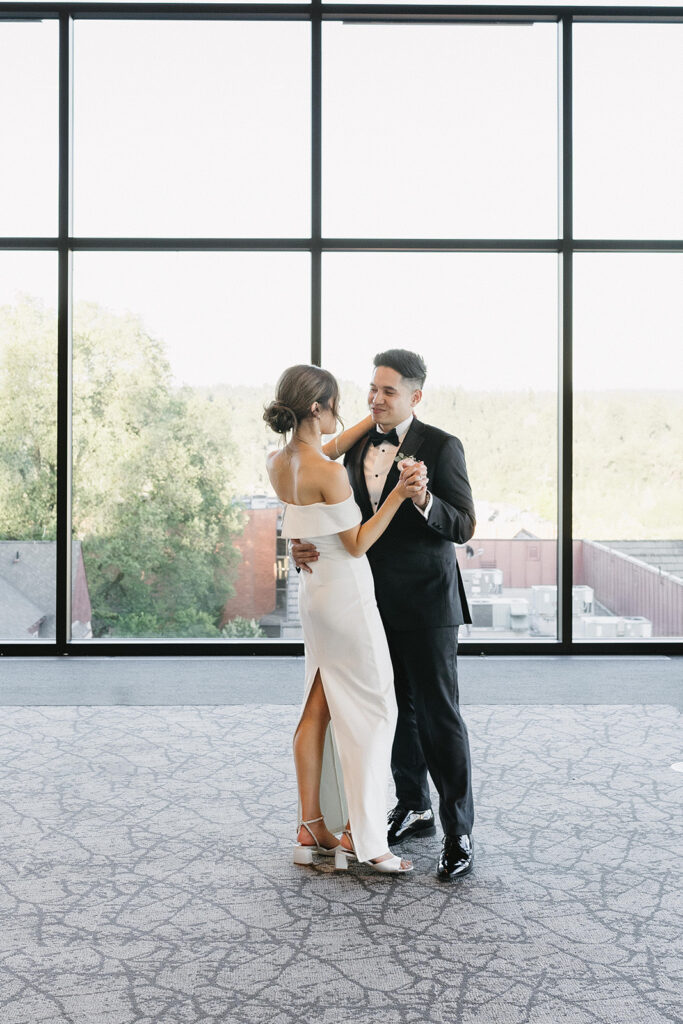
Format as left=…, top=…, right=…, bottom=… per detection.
left=267, top=446, right=330, bottom=507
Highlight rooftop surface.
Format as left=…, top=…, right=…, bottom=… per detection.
left=599, top=539, right=683, bottom=579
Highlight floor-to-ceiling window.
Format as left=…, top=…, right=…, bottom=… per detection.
left=572, top=22, right=683, bottom=641
left=322, top=19, right=560, bottom=642
left=0, top=18, right=59, bottom=640
left=0, top=3, right=680, bottom=653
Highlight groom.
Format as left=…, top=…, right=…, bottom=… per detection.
left=292, top=349, right=476, bottom=879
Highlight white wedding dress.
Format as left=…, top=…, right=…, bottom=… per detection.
left=281, top=492, right=397, bottom=863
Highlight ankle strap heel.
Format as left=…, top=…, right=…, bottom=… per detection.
left=334, top=828, right=357, bottom=870
left=334, top=846, right=350, bottom=870
left=293, top=816, right=341, bottom=865
left=293, top=844, right=314, bottom=865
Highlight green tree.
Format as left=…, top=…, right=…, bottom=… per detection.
left=196, top=382, right=279, bottom=497
left=221, top=616, right=265, bottom=638
left=0, top=296, right=245, bottom=637
left=0, top=296, right=57, bottom=539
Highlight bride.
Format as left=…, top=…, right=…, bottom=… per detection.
left=265, top=364, right=426, bottom=874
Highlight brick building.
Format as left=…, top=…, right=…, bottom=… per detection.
left=221, top=497, right=280, bottom=626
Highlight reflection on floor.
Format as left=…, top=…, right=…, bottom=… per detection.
left=1, top=702, right=680, bottom=1024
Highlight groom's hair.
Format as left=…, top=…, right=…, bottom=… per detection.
left=373, top=349, right=427, bottom=390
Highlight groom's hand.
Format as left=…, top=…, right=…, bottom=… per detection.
left=291, top=538, right=319, bottom=574
left=403, top=462, right=429, bottom=511
left=399, top=461, right=429, bottom=510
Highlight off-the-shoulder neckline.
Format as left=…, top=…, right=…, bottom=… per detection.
left=285, top=493, right=354, bottom=509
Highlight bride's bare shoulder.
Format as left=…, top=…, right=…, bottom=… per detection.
left=321, top=458, right=346, bottom=478
left=320, top=458, right=352, bottom=503
left=265, top=449, right=289, bottom=494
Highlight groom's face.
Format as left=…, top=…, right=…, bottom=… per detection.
left=368, top=365, right=420, bottom=430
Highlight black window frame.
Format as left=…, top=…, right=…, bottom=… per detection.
left=1, top=1, right=682, bottom=657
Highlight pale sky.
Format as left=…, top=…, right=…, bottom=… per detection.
left=0, top=14, right=682, bottom=393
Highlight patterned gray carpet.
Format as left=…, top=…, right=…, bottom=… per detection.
left=1, top=703, right=681, bottom=1024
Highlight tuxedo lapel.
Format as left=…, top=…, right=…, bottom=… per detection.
left=346, top=436, right=374, bottom=520
left=377, top=417, right=427, bottom=509
left=396, top=418, right=426, bottom=463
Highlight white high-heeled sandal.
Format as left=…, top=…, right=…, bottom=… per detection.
left=333, top=829, right=358, bottom=869
left=334, top=829, right=413, bottom=874
left=293, top=816, right=340, bottom=865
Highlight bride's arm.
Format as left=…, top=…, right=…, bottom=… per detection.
left=320, top=461, right=427, bottom=557
left=321, top=414, right=373, bottom=461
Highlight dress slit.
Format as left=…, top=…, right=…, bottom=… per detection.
left=296, top=665, right=348, bottom=838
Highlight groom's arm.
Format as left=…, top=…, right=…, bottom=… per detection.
left=418, top=435, right=476, bottom=545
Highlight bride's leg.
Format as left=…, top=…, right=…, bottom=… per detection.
left=294, top=670, right=339, bottom=849
left=341, top=820, right=412, bottom=870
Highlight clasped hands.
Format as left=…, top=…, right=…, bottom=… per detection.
left=396, top=457, right=429, bottom=505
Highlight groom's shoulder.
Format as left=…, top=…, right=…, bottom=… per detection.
left=416, top=419, right=463, bottom=448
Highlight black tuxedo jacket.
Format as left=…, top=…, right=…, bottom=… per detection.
left=344, top=417, right=476, bottom=630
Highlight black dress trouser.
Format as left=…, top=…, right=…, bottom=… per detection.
left=383, top=622, right=474, bottom=837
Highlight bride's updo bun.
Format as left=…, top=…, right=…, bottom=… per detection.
left=264, top=364, right=341, bottom=436
left=263, top=400, right=297, bottom=434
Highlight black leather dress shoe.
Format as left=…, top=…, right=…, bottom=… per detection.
left=437, top=834, right=473, bottom=880
left=387, top=804, right=436, bottom=845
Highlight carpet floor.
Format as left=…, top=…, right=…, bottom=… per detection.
left=1, top=703, right=680, bottom=1024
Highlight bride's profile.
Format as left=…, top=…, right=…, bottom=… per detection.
left=264, top=364, right=426, bottom=874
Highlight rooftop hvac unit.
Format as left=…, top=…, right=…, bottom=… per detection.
left=492, top=601, right=511, bottom=629
left=532, top=585, right=595, bottom=617
left=622, top=616, right=653, bottom=638
left=482, top=569, right=503, bottom=594
left=529, top=611, right=556, bottom=636
left=575, top=615, right=652, bottom=638
left=528, top=589, right=593, bottom=618
left=577, top=616, right=623, bottom=638
left=509, top=598, right=530, bottom=632
left=462, top=568, right=503, bottom=597
left=470, top=600, right=493, bottom=628
left=470, top=599, right=511, bottom=630
left=530, top=585, right=556, bottom=636
left=572, top=586, right=594, bottom=615
left=531, top=585, right=557, bottom=614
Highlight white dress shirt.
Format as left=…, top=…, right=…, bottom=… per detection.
left=364, top=414, right=433, bottom=518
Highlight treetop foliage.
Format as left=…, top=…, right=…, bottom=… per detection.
left=1, top=296, right=244, bottom=637
left=1, top=296, right=680, bottom=639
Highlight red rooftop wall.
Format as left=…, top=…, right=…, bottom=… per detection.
left=221, top=507, right=278, bottom=624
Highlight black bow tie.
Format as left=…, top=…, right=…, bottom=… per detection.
left=369, top=427, right=400, bottom=447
